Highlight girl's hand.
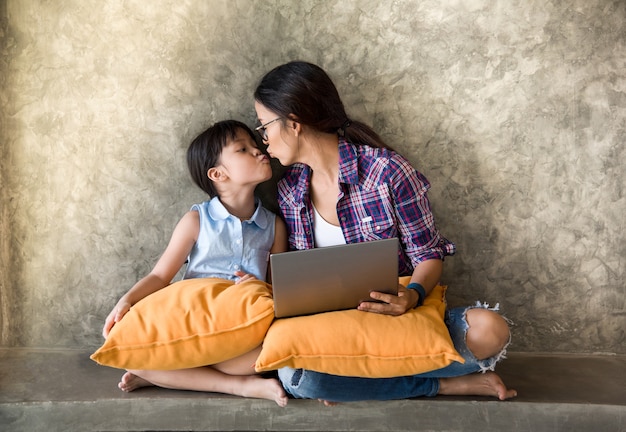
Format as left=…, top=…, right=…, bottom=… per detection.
left=102, top=301, right=131, bottom=338
left=234, top=270, right=257, bottom=284
left=357, top=284, right=418, bottom=316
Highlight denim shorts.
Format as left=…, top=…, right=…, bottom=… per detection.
left=277, top=303, right=510, bottom=402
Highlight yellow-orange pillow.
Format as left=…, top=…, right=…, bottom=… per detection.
left=255, top=278, right=464, bottom=378
left=91, top=278, right=274, bottom=370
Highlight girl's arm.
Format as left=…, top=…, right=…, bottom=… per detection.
left=102, top=210, right=199, bottom=337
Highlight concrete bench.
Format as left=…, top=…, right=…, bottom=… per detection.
left=0, top=349, right=624, bottom=431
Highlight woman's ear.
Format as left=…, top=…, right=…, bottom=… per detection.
left=286, top=114, right=301, bottom=134
left=288, top=118, right=302, bottom=136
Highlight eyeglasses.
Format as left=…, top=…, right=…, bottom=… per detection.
left=255, top=117, right=281, bottom=141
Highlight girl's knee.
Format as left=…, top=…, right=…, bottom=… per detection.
left=465, top=309, right=510, bottom=360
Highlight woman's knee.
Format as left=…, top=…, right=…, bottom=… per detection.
left=465, top=309, right=510, bottom=360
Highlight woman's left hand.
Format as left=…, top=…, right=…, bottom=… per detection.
left=357, top=284, right=418, bottom=316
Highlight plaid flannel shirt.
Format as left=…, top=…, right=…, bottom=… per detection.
left=277, top=139, right=455, bottom=276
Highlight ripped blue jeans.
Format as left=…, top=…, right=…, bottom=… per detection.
left=277, top=303, right=511, bottom=402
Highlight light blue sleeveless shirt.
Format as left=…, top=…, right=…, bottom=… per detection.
left=183, top=197, right=276, bottom=282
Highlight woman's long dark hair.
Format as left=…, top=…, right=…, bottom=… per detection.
left=254, top=61, right=393, bottom=150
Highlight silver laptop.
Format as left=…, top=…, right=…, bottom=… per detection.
left=270, top=238, right=399, bottom=318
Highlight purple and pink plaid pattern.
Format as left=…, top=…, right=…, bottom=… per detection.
left=277, top=139, right=455, bottom=276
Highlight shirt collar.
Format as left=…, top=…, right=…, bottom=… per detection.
left=288, top=138, right=358, bottom=203
left=290, top=163, right=312, bottom=205
left=207, top=196, right=269, bottom=229
left=337, top=138, right=360, bottom=185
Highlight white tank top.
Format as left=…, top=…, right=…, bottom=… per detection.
left=312, top=204, right=346, bottom=247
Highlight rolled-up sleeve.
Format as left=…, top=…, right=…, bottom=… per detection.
left=388, top=154, right=456, bottom=268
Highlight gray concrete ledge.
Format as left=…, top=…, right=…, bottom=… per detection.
left=0, top=349, right=624, bottom=432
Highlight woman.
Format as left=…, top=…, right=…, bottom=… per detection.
left=254, top=61, right=516, bottom=403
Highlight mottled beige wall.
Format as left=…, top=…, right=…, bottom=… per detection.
left=1, top=0, right=624, bottom=353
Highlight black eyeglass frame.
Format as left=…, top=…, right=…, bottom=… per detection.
left=255, top=117, right=281, bottom=141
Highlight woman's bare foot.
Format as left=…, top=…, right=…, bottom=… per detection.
left=118, top=371, right=154, bottom=392
left=240, top=376, right=289, bottom=407
left=438, top=371, right=517, bottom=400
left=318, top=399, right=338, bottom=407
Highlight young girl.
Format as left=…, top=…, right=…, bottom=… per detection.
left=102, top=120, right=289, bottom=407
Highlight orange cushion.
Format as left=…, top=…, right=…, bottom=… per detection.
left=91, top=278, right=274, bottom=370
left=255, top=277, right=464, bottom=378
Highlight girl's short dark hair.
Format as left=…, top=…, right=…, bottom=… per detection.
left=254, top=61, right=392, bottom=150
left=186, top=120, right=256, bottom=197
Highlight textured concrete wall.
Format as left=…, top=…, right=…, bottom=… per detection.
left=1, top=0, right=624, bottom=353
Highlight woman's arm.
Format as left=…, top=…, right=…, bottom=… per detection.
left=407, top=258, right=444, bottom=299
left=359, top=258, right=443, bottom=315
left=359, top=154, right=450, bottom=316
left=266, top=216, right=289, bottom=283
left=102, top=210, right=199, bottom=337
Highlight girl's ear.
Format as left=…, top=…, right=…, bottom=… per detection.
left=207, top=166, right=226, bottom=182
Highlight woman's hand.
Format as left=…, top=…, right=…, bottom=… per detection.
left=102, top=300, right=131, bottom=338
left=357, top=284, right=419, bottom=316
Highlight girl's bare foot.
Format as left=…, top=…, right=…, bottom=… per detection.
left=240, top=376, right=289, bottom=407
left=118, top=371, right=154, bottom=392
left=318, top=399, right=338, bottom=407
left=438, top=371, right=517, bottom=400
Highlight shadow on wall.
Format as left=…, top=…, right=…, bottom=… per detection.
left=422, top=137, right=504, bottom=307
